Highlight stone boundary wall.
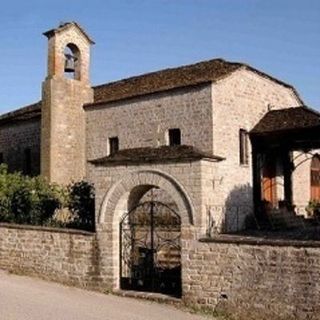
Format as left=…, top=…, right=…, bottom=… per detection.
left=0, top=223, right=103, bottom=291
left=183, top=235, right=320, bottom=320
left=1, top=223, right=319, bottom=319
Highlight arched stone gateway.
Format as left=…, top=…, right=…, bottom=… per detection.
left=99, top=169, right=194, bottom=225
left=97, top=169, right=195, bottom=296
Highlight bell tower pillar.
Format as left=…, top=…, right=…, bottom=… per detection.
left=41, top=22, right=94, bottom=184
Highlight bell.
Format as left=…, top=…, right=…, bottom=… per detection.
left=64, top=53, right=76, bottom=73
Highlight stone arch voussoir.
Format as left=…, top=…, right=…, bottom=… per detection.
left=98, top=169, right=194, bottom=226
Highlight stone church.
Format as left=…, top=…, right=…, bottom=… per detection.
left=0, top=22, right=320, bottom=231
left=0, top=22, right=320, bottom=319
left=1, top=22, right=320, bottom=296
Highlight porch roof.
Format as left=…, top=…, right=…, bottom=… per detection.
left=250, top=106, right=320, bottom=150
left=89, top=145, right=225, bottom=166
left=251, top=106, right=320, bottom=135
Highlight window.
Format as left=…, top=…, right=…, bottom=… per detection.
left=0, top=153, right=3, bottom=164
left=24, top=148, right=32, bottom=175
left=239, top=129, right=249, bottom=165
left=168, top=128, right=181, bottom=146
left=109, top=137, right=119, bottom=155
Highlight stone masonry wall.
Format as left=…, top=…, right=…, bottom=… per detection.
left=0, top=222, right=319, bottom=320
left=87, top=160, right=215, bottom=290
left=292, top=151, right=311, bottom=210
left=41, top=23, right=94, bottom=185
left=41, top=78, right=93, bottom=184
left=211, top=69, right=301, bottom=229
left=292, top=150, right=320, bottom=213
left=183, top=236, right=320, bottom=320
left=89, top=160, right=206, bottom=228
left=85, top=83, right=213, bottom=161
left=0, top=223, right=103, bottom=291
left=0, top=119, right=41, bottom=175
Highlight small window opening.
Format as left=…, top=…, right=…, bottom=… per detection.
left=109, top=137, right=119, bottom=155
left=239, top=129, right=249, bottom=165
left=24, top=148, right=32, bottom=175
left=0, top=153, right=3, bottom=164
left=168, top=128, right=181, bottom=146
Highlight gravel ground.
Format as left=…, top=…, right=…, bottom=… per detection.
left=0, top=270, right=210, bottom=320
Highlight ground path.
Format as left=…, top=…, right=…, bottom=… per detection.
left=0, top=270, right=211, bottom=320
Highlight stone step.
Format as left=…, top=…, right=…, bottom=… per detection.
left=268, top=213, right=306, bottom=229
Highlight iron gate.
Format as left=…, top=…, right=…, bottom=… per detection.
left=120, top=201, right=181, bottom=296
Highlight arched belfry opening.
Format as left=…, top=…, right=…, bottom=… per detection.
left=64, top=43, right=81, bottom=80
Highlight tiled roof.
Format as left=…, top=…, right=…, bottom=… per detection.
left=92, top=59, right=242, bottom=104
left=89, top=145, right=225, bottom=166
left=91, top=58, right=300, bottom=105
left=0, top=58, right=301, bottom=123
left=0, top=102, right=41, bottom=125
left=250, top=106, right=320, bottom=135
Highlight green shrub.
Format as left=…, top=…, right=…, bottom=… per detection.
left=10, top=186, right=33, bottom=224
left=306, top=200, right=320, bottom=217
left=0, top=164, right=64, bottom=226
left=67, top=181, right=95, bottom=231
left=0, top=164, right=95, bottom=231
left=29, top=178, right=65, bottom=225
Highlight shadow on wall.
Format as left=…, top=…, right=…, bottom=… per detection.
left=224, top=183, right=254, bottom=232
left=207, top=184, right=254, bottom=236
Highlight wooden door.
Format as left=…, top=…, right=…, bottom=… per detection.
left=311, top=155, right=320, bottom=201
left=262, top=160, right=277, bottom=206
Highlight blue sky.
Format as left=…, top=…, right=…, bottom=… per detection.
left=0, top=0, right=319, bottom=113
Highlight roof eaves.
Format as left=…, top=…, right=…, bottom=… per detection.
left=92, top=58, right=228, bottom=90
left=250, top=106, right=320, bottom=136
left=0, top=102, right=41, bottom=122
left=89, top=155, right=224, bottom=166
left=88, top=145, right=226, bottom=166
left=300, top=105, right=320, bottom=117
left=250, top=123, right=320, bottom=137
left=202, top=155, right=226, bottom=162
left=86, top=81, right=213, bottom=108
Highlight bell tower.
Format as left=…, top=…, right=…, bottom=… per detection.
left=41, top=22, right=94, bottom=184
